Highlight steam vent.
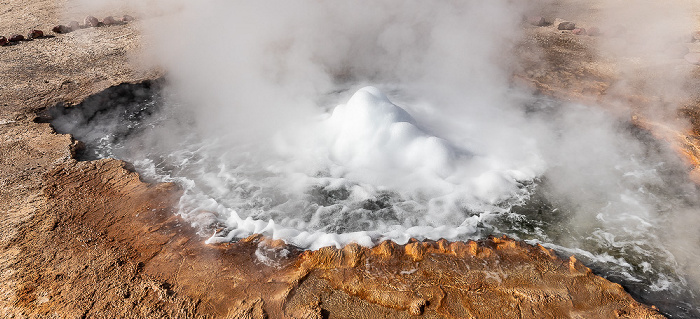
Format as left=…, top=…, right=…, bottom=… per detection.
left=4, top=0, right=700, bottom=318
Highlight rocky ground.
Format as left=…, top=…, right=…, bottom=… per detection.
left=2, top=0, right=699, bottom=318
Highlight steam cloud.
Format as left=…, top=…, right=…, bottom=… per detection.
left=63, top=0, right=700, bottom=316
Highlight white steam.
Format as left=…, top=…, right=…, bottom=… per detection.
left=61, top=0, right=700, bottom=315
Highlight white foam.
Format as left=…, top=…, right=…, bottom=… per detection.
left=166, top=87, right=548, bottom=249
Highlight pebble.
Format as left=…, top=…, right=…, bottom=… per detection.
left=558, top=21, right=576, bottom=31
left=27, top=29, right=44, bottom=39
left=121, top=15, right=134, bottom=22
left=69, top=21, right=80, bottom=31
left=0, top=36, right=7, bottom=46
left=587, top=27, right=601, bottom=37
left=527, top=16, right=547, bottom=27
left=8, top=34, right=24, bottom=42
left=52, top=25, right=71, bottom=34
left=102, top=16, right=117, bottom=26
left=685, top=52, right=700, bottom=65
left=572, top=28, right=586, bottom=36
left=85, top=15, right=100, bottom=27
left=671, top=44, right=690, bottom=56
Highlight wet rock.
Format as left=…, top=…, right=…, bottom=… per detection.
left=685, top=52, right=700, bottom=65
left=27, top=29, right=44, bottom=39
left=8, top=34, right=24, bottom=42
left=68, top=21, right=80, bottom=31
left=121, top=15, right=134, bottom=22
left=527, top=16, right=547, bottom=27
left=85, top=15, right=99, bottom=27
left=52, top=25, right=71, bottom=34
left=587, top=27, right=601, bottom=36
left=558, top=21, right=576, bottom=31
left=572, top=28, right=587, bottom=35
left=102, top=16, right=117, bottom=26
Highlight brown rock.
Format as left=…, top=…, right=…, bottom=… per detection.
left=85, top=15, right=99, bottom=27
left=121, top=14, right=135, bottom=22
left=27, top=29, right=44, bottom=39
left=558, top=21, right=576, bottom=30
left=52, top=25, right=71, bottom=34
left=102, top=16, right=117, bottom=26
left=8, top=34, right=24, bottom=42
left=685, top=52, right=700, bottom=65
left=68, top=20, right=80, bottom=31
left=0, top=36, right=7, bottom=46
left=527, top=16, right=547, bottom=27
left=572, top=28, right=587, bottom=35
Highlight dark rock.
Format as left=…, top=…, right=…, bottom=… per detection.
left=527, top=16, right=547, bottom=27
left=587, top=27, right=601, bottom=37
left=121, top=15, right=135, bottom=22
left=685, top=52, right=700, bottom=65
left=102, top=16, right=117, bottom=26
left=8, top=34, right=24, bottom=42
left=27, top=29, right=44, bottom=39
left=69, top=21, right=80, bottom=31
left=0, top=36, right=7, bottom=46
left=572, top=28, right=586, bottom=36
left=558, top=21, right=576, bottom=30
left=85, top=15, right=99, bottom=27
left=52, top=25, right=72, bottom=34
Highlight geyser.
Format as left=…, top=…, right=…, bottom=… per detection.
left=53, top=0, right=700, bottom=317
left=50, top=79, right=700, bottom=317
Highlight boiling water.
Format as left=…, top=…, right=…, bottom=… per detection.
left=49, top=82, right=700, bottom=318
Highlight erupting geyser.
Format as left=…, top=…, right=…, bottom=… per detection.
left=49, top=80, right=700, bottom=317
left=195, top=85, right=544, bottom=249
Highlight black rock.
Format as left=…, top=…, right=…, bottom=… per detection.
left=52, top=25, right=72, bottom=34
left=558, top=21, right=576, bottom=30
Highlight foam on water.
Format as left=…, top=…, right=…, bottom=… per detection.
left=49, top=83, right=700, bottom=317
left=145, top=86, right=545, bottom=249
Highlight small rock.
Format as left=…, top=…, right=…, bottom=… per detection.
left=558, top=21, right=576, bottom=30
left=668, top=44, right=690, bottom=58
left=85, top=15, right=100, bottom=27
left=69, top=21, right=80, bottom=31
left=102, top=16, right=117, bottom=25
left=685, top=52, right=700, bottom=65
left=0, top=36, right=7, bottom=46
left=27, top=29, right=44, bottom=39
left=121, top=15, right=135, bottom=22
left=527, top=16, right=547, bottom=27
left=8, top=34, right=24, bottom=42
left=572, top=28, right=586, bottom=35
left=52, top=25, right=71, bottom=34
left=587, top=27, right=601, bottom=36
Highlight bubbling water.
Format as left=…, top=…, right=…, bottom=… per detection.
left=49, top=82, right=700, bottom=317
left=131, top=86, right=546, bottom=249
